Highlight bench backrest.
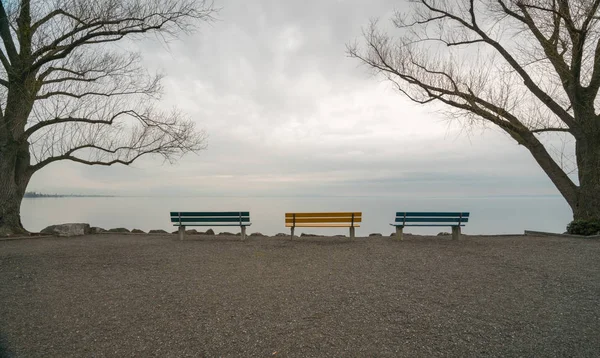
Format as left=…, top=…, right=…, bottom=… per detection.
left=285, top=212, right=362, bottom=226
left=394, top=212, right=470, bottom=225
left=170, top=211, right=250, bottom=226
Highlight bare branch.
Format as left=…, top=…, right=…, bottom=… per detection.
left=0, top=2, right=19, bottom=64
left=531, top=127, right=572, bottom=133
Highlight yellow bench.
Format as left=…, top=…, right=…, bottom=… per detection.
left=285, top=212, right=362, bottom=239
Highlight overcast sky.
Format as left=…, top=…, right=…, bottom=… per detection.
left=28, top=0, right=573, bottom=199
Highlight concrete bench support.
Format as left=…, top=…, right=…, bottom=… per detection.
left=395, top=226, right=403, bottom=240
left=452, top=225, right=461, bottom=240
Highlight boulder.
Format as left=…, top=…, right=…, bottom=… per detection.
left=369, top=233, right=383, bottom=237
left=41, top=223, right=91, bottom=237
left=205, top=229, right=215, bottom=235
left=108, top=228, right=130, bottom=233
left=131, top=229, right=145, bottom=234
left=149, top=229, right=168, bottom=234
left=90, top=227, right=106, bottom=234
left=185, top=229, right=199, bottom=235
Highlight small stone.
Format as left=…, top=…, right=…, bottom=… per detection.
left=108, top=228, right=130, bottom=233
left=205, top=229, right=215, bottom=235
left=390, top=232, right=396, bottom=236
left=300, top=233, right=320, bottom=237
left=149, top=229, right=168, bottom=234
left=90, top=227, right=106, bottom=234
left=369, top=233, right=383, bottom=237
left=41, top=223, right=91, bottom=237
left=275, top=233, right=288, bottom=237
left=437, top=232, right=451, bottom=236
left=131, top=229, right=145, bottom=234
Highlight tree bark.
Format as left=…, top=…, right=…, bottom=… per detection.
left=0, top=139, right=32, bottom=236
left=574, top=123, right=600, bottom=221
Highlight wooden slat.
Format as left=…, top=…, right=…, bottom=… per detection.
left=394, top=217, right=468, bottom=223
left=173, top=224, right=252, bottom=227
left=285, top=212, right=361, bottom=218
left=396, top=212, right=469, bottom=217
left=285, top=223, right=361, bottom=227
left=171, top=211, right=249, bottom=217
left=285, top=217, right=362, bottom=224
left=171, top=217, right=250, bottom=223
left=391, top=224, right=466, bottom=227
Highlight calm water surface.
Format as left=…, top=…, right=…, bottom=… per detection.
left=21, top=196, right=571, bottom=236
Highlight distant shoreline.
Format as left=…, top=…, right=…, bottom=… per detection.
left=24, top=192, right=115, bottom=198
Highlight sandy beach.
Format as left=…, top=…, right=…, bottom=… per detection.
left=1, top=233, right=599, bottom=357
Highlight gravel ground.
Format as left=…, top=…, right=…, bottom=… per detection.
left=0, top=233, right=599, bottom=357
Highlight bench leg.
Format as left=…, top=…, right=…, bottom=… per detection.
left=290, top=226, right=295, bottom=240
left=178, top=225, right=186, bottom=241
left=452, top=226, right=461, bottom=240
left=241, top=226, right=246, bottom=241
left=349, top=226, right=355, bottom=239
left=395, top=226, right=403, bottom=240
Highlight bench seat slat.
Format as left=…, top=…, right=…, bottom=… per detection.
left=170, top=211, right=249, bottom=217
left=285, top=218, right=362, bottom=224
left=390, top=224, right=465, bottom=227
left=394, top=217, right=469, bottom=223
left=285, top=223, right=361, bottom=228
left=396, top=212, right=469, bottom=217
left=173, top=223, right=252, bottom=227
left=171, top=217, right=250, bottom=223
left=285, top=212, right=361, bottom=218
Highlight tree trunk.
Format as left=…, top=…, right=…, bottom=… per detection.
left=0, top=140, right=32, bottom=236
left=575, top=126, right=600, bottom=221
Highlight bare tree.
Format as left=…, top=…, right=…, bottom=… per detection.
left=0, top=0, right=215, bottom=235
left=348, top=0, right=600, bottom=223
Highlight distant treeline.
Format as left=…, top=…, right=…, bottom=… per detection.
left=24, top=192, right=115, bottom=198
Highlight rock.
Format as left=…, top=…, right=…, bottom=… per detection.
left=300, top=233, right=321, bottom=237
left=108, top=228, right=130, bottom=233
left=334, top=234, right=346, bottom=238
left=205, top=229, right=215, bottom=235
left=250, top=232, right=266, bottom=237
left=172, top=230, right=178, bottom=234
left=185, top=229, right=199, bottom=235
left=369, top=233, right=382, bottom=237
left=149, top=229, right=168, bottom=234
left=218, top=232, right=234, bottom=236
left=437, top=232, right=451, bottom=236
left=390, top=232, right=396, bottom=237
left=41, top=223, right=91, bottom=237
left=275, top=233, right=288, bottom=237
left=90, top=227, right=106, bottom=234
left=131, top=229, right=145, bottom=234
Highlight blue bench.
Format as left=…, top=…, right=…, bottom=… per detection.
left=170, top=211, right=251, bottom=240
left=390, top=212, right=470, bottom=240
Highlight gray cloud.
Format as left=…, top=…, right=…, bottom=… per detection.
left=28, top=0, right=574, bottom=201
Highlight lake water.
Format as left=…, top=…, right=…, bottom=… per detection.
left=21, top=195, right=572, bottom=236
